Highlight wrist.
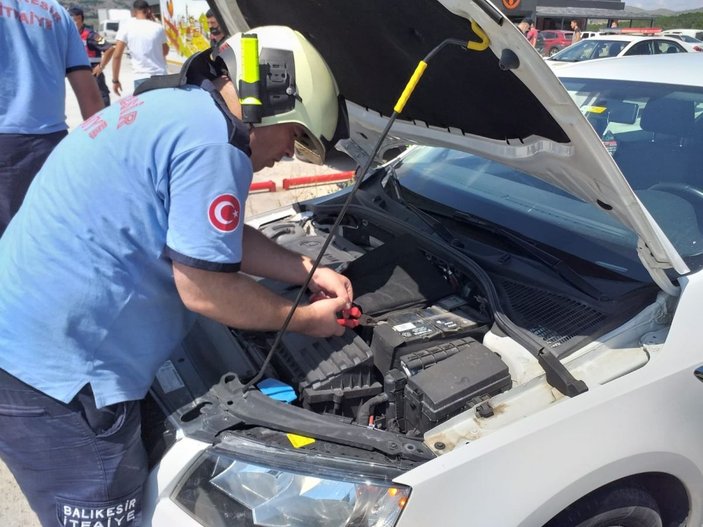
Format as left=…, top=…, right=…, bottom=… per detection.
left=112, top=79, right=120, bottom=84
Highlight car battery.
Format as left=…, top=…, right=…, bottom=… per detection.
left=371, top=304, right=483, bottom=374
left=403, top=341, right=511, bottom=435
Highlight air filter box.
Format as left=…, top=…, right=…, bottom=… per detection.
left=403, top=341, right=511, bottom=435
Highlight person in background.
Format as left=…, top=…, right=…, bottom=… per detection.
left=526, top=19, right=539, bottom=47
left=0, top=26, right=351, bottom=526
left=0, top=0, right=103, bottom=237
left=111, top=0, right=169, bottom=95
left=611, top=21, right=619, bottom=29
left=571, top=19, right=582, bottom=43
left=518, top=18, right=530, bottom=37
left=206, top=9, right=227, bottom=48
left=69, top=5, right=115, bottom=107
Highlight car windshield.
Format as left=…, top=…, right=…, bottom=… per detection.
left=550, top=39, right=627, bottom=62
left=391, top=78, right=703, bottom=279
left=392, top=147, right=650, bottom=281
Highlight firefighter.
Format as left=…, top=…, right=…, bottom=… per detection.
left=0, top=26, right=351, bottom=526
left=69, top=5, right=115, bottom=107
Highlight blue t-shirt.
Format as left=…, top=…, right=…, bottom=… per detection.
left=0, top=0, right=90, bottom=134
left=0, top=86, right=253, bottom=408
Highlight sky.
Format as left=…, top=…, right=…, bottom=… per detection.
left=627, top=0, right=702, bottom=11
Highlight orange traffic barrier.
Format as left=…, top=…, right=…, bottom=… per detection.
left=249, top=180, right=277, bottom=193
left=282, top=171, right=355, bottom=190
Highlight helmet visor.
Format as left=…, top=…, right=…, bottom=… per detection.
left=294, top=128, right=326, bottom=165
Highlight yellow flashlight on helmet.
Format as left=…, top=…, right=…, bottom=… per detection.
left=239, top=33, right=263, bottom=123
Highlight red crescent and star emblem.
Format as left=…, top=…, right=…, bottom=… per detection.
left=208, top=194, right=241, bottom=232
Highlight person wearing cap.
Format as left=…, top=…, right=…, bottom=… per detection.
left=206, top=8, right=227, bottom=48
left=0, top=0, right=104, bottom=237
left=111, top=0, right=169, bottom=94
left=69, top=5, right=115, bottom=107
left=0, top=25, right=352, bottom=525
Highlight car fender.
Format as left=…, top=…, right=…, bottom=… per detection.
left=394, top=273, right=703, bottom=526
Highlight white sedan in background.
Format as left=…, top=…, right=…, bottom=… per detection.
left=142, top=1, right=703, bottom=525
left=546, top=34, right=689, bottom=68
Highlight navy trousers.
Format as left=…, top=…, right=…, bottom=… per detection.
left=0, top=131, right=67, bottom=236
left=0, top=369, right=148, bottom=527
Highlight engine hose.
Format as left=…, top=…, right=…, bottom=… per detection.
left=357, top=392, right=389, bottom=427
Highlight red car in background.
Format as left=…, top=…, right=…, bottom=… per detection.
left=537, top=29, right=574, bottom=56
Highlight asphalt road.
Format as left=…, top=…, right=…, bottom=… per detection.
left=0, top=58, right=355, bottom=526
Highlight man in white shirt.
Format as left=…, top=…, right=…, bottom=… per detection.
left=111, top=0, right=169, bottom=95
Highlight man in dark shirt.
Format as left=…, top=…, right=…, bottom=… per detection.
left=70, top=5, right=116, bottom=106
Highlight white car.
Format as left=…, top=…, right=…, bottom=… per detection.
left=581, top=30, right=600, bottom=39
left=545, top=34, right=689, bottom=68
left=661, top=32, right=703, bottom=52
left=143, top=1, right=703, bottom=526
left=662, top=28, right=703, bottom=41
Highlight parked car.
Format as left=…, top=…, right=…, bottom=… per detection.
left=546, top=34, right=688, bottom=68
left=537, top=29, right=574, bottom=56
left=662, top=28, right=703, bottom=41
left=660, top=32, right=703, bottom=52
left=141, top=1, right=703, bottom=526
left=99, top=19, right=121, bottom=44
left=581, top=30, right=600, bottom=39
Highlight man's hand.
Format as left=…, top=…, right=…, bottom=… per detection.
left=293, top=296, right=348, bottom=338
left=307, top=267, right=353, bottom=310
left=173, top=261, right=347, bottom=338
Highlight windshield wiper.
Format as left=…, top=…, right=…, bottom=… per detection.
left=452, top=211, right=609, bottom=301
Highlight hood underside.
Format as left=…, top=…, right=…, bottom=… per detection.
left=212, top=0, right=688, bottom=284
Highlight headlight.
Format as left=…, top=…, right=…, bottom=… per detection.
left=173, top=434, right=411, bottom=527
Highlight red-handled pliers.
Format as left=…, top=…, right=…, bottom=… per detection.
left=336, top=305, right=379, bottom=328
left=309, top=293, right=378, bottom=329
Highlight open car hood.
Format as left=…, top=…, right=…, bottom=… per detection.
left=212, top=0, right=689, bottom=289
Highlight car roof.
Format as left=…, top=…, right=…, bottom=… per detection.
left=586, top=35, right=681, bottom=42
left=555, top=52, right=703, bottom=87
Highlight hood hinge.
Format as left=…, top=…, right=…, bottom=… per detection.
left=637, top=239, right=680, bottom=297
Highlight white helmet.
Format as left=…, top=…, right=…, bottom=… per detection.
left=217, top=26, right=348, bottom=164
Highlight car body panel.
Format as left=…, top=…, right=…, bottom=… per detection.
left=144, top=437, right=208, bottom=526
left=394, top=271, right=703, bottom=526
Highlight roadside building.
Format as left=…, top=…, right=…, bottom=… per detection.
left=497, top=0, right=654, bottom=32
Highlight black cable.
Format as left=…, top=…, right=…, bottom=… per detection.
left=243, top=38, right=470, bottom=394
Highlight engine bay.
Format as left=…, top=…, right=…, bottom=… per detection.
left=153, top=197, right=663, bottom=458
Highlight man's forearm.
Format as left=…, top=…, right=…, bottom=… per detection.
left=111, top=41, right=125, bottom=82
left=67, top=70, right=104, bottom=119
left=240, top=225, right=313, bottom=285
left=173, top=260, right=314, bottom=333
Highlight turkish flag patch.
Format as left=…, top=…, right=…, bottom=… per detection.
left=208, top=194, right=241, bottom=232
